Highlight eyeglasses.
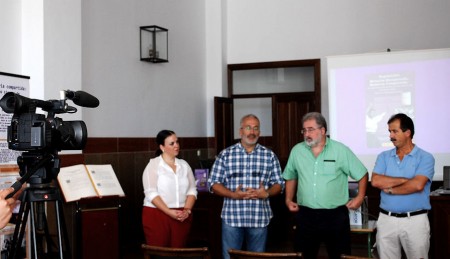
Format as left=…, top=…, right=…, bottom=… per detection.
left=300, top=127, right=321, bottom=135
left=242, top=126, right=260, bottom=132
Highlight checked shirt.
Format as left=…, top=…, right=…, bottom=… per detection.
left=208, top=142, right=284, bottom=228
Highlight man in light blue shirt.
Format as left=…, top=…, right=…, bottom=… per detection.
left=372, top=113, right=434, bottom=259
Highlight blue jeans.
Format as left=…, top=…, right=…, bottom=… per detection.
left=221, top=220, right=268, bottom=259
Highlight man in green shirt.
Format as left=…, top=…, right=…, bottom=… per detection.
left=283, top=112, right=368, bottom=259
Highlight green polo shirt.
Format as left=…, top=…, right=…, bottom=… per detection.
left=283, top=138, right=367, bottom=209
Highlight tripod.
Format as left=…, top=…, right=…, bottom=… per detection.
left=7, top=153, right=71, bottom=259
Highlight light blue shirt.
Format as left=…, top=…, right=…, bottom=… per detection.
left=373, top=145, right=435, bottom=212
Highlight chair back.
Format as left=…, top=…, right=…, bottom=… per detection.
left=141, top=244, right=211, bottom=259
left=340, top=255, right=372, bottom=259
left=228, top=249, right=303, bottom=259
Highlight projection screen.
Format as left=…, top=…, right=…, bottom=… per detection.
left=327, top=48, right=450, bottom=180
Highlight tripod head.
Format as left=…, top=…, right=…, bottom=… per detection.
left=6, top=151, right=60, bottom=199
left=18, top=151, right=60, bottom=185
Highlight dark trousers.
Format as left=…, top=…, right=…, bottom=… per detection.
left=294, top=205, right=351, bottom=259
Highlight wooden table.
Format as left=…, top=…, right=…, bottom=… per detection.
left=351, top=220, right=377, bottom=258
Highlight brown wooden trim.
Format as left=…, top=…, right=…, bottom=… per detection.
left=206, top=137, right=215, bottom=149
left=60, top=154, right=85, bottom=167
left=117, top=138, right=153, bottom=152
left=83, top=137, right=214, bottom=154
left=232, top=92, right=316, bottom=99
left=0, top=164, right=19, bottom=173
left=227, top=59, right=321, bottom=97
left=228, top=59, right=320, bottom=70
left=84, top=138, right=118, bottom=153
left=178, top=137, right=209, bottom=149
left=313, top=60, right=321, bottom=113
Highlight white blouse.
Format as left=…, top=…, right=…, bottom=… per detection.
left=142, top=155, right=197, bottom=208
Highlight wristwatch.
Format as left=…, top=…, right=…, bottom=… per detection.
left=388, top=187, right=393, bottom=194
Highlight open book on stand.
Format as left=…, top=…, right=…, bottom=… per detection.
left=57, top=164, right=125, bottom=202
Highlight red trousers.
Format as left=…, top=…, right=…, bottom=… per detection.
left=142, top=206, right=193, bottom=248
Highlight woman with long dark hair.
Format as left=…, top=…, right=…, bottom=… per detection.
left=142, top=130, right=197, bottom=247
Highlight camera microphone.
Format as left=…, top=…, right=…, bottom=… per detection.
left=65, top=90, right=100, bottom=108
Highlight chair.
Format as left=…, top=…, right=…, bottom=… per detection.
left=340, top=255, right=372, bottom=259
left=228, top=249, right=303, bottom=259
left=141, top=244, right=211, bottom=259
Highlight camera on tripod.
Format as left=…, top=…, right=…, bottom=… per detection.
left=0, top=90, right=99, bottom=259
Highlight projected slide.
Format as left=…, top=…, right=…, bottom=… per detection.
left=366, top=71, right=414, bottom=148
left=327, top=48, right=450, bottom=180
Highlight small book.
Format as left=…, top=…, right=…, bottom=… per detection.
left=57, top=164, right=125, bottom=202
left=349, top=207, right=363, bottom=226
left=194, top=169, right=209, bottom=192
left=348, top=196, right=368, bottom=226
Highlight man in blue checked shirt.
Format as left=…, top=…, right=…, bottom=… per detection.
left=208, top=114, right=285, bottom=259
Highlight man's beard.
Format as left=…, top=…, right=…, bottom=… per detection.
left=242, top=134, right=258, bottom=146
left=305, top=135, right=322, bottom=147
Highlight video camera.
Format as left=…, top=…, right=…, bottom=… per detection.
left=0, top=90, right=99, bottom=152
left=0, top=90, right=99, bottom=186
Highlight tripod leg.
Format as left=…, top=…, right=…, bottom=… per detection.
left=29, top=201, right=39, bottom=258
left=38, top=204, right=56, bottom=257
left=8, top=184, right=71, bottom=258
left=9, top=190, right=30, bottom=259
left=55, top=200, right=70, bottom=258
left=36, top=201, right=63, bottom=258
left=29, top=200, right=64, bottom=258
left=29, top=200, right=69, bottom=259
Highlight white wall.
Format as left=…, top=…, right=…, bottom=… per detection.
left=1, top=0, right=450, bottom=138
left=43, top=0, right=82, bottom=122
left=81, top=0, right=208, bottom=137
left=21, top=0, right=44, bottom=101
left=0, top=0, right=80, bottom=116
left=205, top=0, right=227, bottom=136
left=0, top=1, right=21, bottom=74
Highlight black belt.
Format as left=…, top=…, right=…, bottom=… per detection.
left=380, top=208, right=428, bottom=218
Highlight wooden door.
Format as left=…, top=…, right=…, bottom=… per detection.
left=214, top=97, right=233, bottom=155
left=272, top=92, right=318, bottom=168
